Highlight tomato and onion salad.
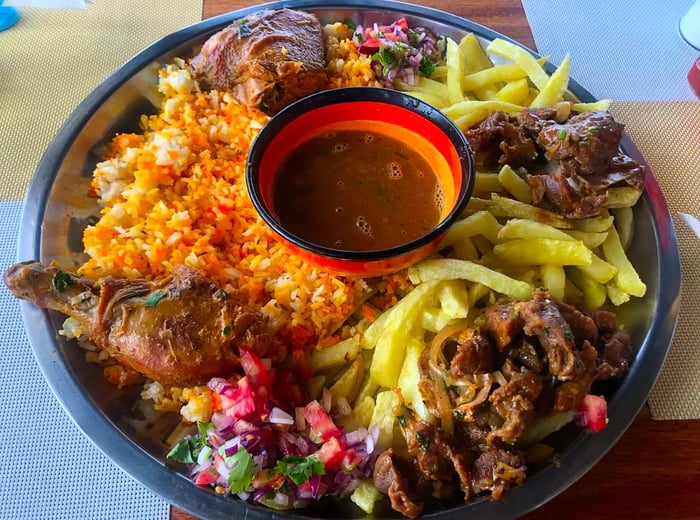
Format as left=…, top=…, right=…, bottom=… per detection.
left=168, top=347, right=378, bottom=509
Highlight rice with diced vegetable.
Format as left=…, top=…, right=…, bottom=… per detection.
left=80, top=59, right=373, bottom=342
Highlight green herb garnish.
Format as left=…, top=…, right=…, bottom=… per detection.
left=418, top=56, right=435, bottom=77
left=275, top=455, right=326, bottom=486
left=342, top=18, right=356, bottom=30
left=415, top=431, right=431, bottom=450
left=372, top=47, right=398, bottom=76
left=557, top=129, right=567, bottom=140
left=167, top=436, right=200, bottom=464
left=144, top=291, right=167, bottom=307
left=197, top=421, right=212, bottom=441
left=222, top=325, right=232, bottom=336
left=215, top=288, right=228, bottom=300
left=52, top=270, right=72, bottom=292
left=226, top=448, right=257, bottom=494
left=397, top=415, right=407, bottom=428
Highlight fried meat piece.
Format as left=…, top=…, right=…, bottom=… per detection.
left=4, top=261, right=275, bottom=385
left=189, top=8, right=327, bottom=114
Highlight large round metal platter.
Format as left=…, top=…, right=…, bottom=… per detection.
left=17, top=0, right=681, bottom=518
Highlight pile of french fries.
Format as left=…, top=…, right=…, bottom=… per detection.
left=307, top=34, right=647, bottom=514
left=395, top=34, right=611, bottom=129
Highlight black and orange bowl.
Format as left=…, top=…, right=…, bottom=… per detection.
left=246, top=86, right=475, bottom=277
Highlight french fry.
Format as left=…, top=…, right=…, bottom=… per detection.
left=493, top=238, right=593, bottom=265
left=468, top=282, right=491, bottom=305
left=329, top=356, right=364, bottom=405
left=605, top=187, right=642, bottom=208
left=612, top=206, right=634, bottom=251
left=397, top=89, right=449, bottom=109
left=341, top=395, right=375, bottom=432
left=370, top=281, right=439, bottom=388
left=441, top=210, right=502, bottom=247
left=361, top=305, right=394, bottom=349
left=437, top=280, right=470, bottom=319
left=350, top=479, right=382, bottom=514
left=474, top=172, right=503, bottom=194
left=572, top=212, right=615, bottom=232
left=408, top=258, right=534, bottom=300
left=453, top=108, right=492, bottom=130
left=529, top=54, right=571, bottom=108
left=495, top=77, right=530, bottom=104
left=540, top=264, right=566, bottom=300
left=460, top=56, right=549, bottom=91
left=564, top=277, right=584, bottom=305
left=572, top=99, right=612, bottom=112
left=605, top=280, right=631, bottom=306
left=497, top=164, right=533, bottom=203
left=354, top=375, right=379, bottom=406
left=397, top=336, right=432, bottom=422
left=488, top=194, right=574, bottom=228
left=446, top=38, right=465, bottom=104
left=566, top=267, right=607, bottom=309
left=516, top=411, right=574, bottom=447
left=443, top=100, right=522, bottom=120
left=458, top=33, right=495, bottom=73
left=601, top=226, right=647, bottom=297
left=498, top=218, right=574, bottom=241
left=309, top=336, right=361, bottom=372
left=306, top=375, right=326, bottom=401
left=564, top=229, right=609, bottom=249
left=451, top=236, right=479, bottom=261
left=576, top=253, right=618, bottom=284
left=396, top=76, right=450, bottom=98
left=370, top=390, right=401, bottom=450
left=421, top=306, right=453, bottom=333
left=486, top=38, right=551, bottom=90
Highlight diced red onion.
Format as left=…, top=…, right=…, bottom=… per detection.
left=270, top=406, right=294, bottom=425
left=208, top=377, right=234, bottom=394
left=253, top=452, right=268, bottom=468
left=293, top=434, right=316, bottom=456
left=190, top=458, right=212, bottom=476
left=336, top=396, right=352, bottom=417
left=575, top=411, right=588, bottom=427
left=321, top=388, right=332, bottom=413
left=274, top=492, right=290, bottom=507
left=343, top=427, right=368, bottom=447
left=232, top=419, right=257, bottom=436
left=214, top=457, right=230, bottom=481
left=220, top=436, right=241, bottom=457
left=211, top=412, right=235, bottom=434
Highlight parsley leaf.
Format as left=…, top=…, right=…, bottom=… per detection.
left=342, top=17, right=356, bottom=30
left=227, top=448, right=257, bottom=494
left=557, top=129, right=567, bottom=140
left=418, top=56, right=435, bottom=77
left=197, top=421, right=212, bottom=443
left=275, top=455, right=325, bottom=486
left=239, top=23, right=252, bottom=38
left=52, top=270, right=73, bottom=291
left=144, top=291, right=167, bottom=307
left=167, top=436, right=200, bottom=464
left=372, top=47, right=398, bottom=76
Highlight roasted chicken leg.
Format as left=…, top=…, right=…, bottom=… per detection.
left=4, top=261, right=274, bottom=385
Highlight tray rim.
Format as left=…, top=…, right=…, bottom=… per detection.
left=16, top=1, right=681, bottom=519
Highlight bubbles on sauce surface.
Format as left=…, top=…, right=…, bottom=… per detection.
left=332, top=142, right=351, bottom=153
left=324, top=131, right=337, bottom=139
left=335, top=206, right=344, bottom=214
left=337, top=180, right=345, bottom=189
left=388, top=161, right=403, bottom=180
left=356, top=215, right=373, bottom=237
left=417, top=170, right=424, bottom=178
left=334, top=240, right=343, bottom=248
left=363, top=134, right=374, bottom=143
left=434, top=185, right=445, bottom=213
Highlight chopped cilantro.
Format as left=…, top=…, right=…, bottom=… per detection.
left=342, top=18, right=356, bottom=30
left=167, top=436, right=200, bottom=464
left=197, top=421, right=212, bottom=441
left=418, top=56, right=435, bottom=77
left=397, top=414, right=407, bottom=428
left=557, top=129, right=567, bottom=140
left=239, top=23, right=252, bottom=38
left=226, top=448, right=257, bottom=494
left=454, top=410, right=465, bottom=421
left=564, top=330, right=574, bottom=341
left=372, top=47, right=398, bottom=76
left=275, top=455, right=325, bottom=486
left=222, top=325, right=232, bottom=336
left=52, top=270, right=72, bottom=291
left=408, top=29, right=421, bottom=46
left=144, top=291, right=167, bottom=307
left=215, top=288, right=228, bottom=300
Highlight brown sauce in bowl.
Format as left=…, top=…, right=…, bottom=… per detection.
left=272, top=127, right=446, bottom=251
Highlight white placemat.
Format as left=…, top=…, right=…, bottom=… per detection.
left=521, top=0, right=699, bottom=101
left=0, top=200, right=169, bottom=520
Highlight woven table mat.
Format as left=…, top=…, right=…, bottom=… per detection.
left=611, top=101, right=700, bottom=420
left=0, top=0, right=203, bottom=201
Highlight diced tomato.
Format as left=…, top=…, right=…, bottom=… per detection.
left=220, top=376, right=256, bottom=418
left=194, top=468, right=217, bottom=486
left=239, top=347, right=273, bottom=414
left=579, top=394, right=608, bottom=432
left=315, top=437, right=347, bottom=470
left=358, top=38, right=381, bottom=55
left=302, top=400, right=342, bottom=442
left=288, top=325, right=314, bottom=349
left=341, top=448, right=363, bottom=472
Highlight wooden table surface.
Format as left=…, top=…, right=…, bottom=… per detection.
left=174, top=1, right=700, bottom=519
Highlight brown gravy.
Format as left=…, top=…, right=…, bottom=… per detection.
left=272, top=128, right=445, bottom=251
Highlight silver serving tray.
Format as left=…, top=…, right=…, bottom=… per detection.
left=17, top=1, right=681, bottom=518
